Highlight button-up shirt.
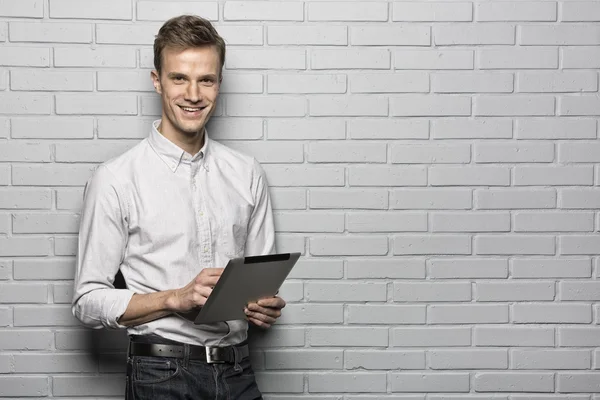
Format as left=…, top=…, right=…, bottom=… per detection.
left=72, top=120, right=275, bottom=346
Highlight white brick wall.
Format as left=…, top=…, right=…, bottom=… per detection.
left=0, top=0, right=599, bottom=397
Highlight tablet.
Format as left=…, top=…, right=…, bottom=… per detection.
left=193, top=252, right=301, bottom=325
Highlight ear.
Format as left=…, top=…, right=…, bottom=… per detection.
left=151, top=70, right=162, bottom=94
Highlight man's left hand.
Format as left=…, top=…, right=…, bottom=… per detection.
left=245, top=296, right=286, bottom=329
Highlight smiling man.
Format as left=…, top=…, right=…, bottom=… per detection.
left=72, top=15, right=283, bottom=399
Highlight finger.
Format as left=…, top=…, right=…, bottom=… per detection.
left=248, top=317, right=271, bottom=329
left=199, top=268, right=224, bottom=277
left=198, top=275, right=221, bottom=287
left=257, top=296, right=286, bottom=309
left=246, top=304, right=281, bottom=319
left=245, top=308, right=276, bottom=325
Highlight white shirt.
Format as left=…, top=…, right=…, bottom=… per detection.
left=72, top=120, right=276, bottom=346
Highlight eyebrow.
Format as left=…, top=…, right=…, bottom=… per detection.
left=166, top=72, right=217, bottom=80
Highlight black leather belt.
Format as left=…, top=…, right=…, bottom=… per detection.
left=128, top=342, right=249, bottom=364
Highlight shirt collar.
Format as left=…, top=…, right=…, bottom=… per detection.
left=148, top=120, right=210, bottom=173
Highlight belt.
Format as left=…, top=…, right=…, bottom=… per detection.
left=128, top=341, right=249, bottom=364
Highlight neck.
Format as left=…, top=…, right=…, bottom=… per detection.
left=157, top=120, right=205, bottom=156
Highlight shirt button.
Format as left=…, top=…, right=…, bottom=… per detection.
left=199, top=212, right=204, bottom=217
left=203, top=247, right=209, bottom=253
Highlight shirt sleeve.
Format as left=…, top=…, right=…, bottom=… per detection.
left=244, top=159, right=276, bottom=257
left=72, top=165, right=135, bottom=329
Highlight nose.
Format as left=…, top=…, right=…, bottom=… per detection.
left=185, top=81, right=201, bottom=103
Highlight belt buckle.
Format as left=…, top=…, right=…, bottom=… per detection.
left=205, top=346, right=225, bottom=364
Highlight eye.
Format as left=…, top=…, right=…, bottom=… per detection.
left=172, top=76, right=185, bottom=83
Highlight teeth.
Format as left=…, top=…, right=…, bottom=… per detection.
left=181, top=106, right=202, bottom=112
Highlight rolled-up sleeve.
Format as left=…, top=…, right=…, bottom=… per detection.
left=72, top=165, right=135, bottom=329
left=244, top=159, right=276, bottom=257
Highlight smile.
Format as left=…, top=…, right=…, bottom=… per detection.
left=179, top=105, right=206, bottom=112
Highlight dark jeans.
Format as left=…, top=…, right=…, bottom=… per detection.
left=125, top=335, right=262, bottom=400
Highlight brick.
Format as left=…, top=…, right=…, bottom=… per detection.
left=560, top=95, right=600, bottom=116
left=54, top=235, right=77, bottom=256
left=394, top=282, right=471, bottom=302
left=513, top=349, right=590, bottom=370
left=226, top=95, right=305, bottom=117
left=95, top=23, right=157, bottom=45
left=512, top=258, right=591, bottom=279
left=518, top=71, right=597, bottom=93
left=10, top=21, right=91, bottom=43
left=308, top=142, right=386, bottom=163
left=97, top=117, right=152, bottom=139
left=350, top=166, right=427, bottom=186
left=307, top=282, right=387, bottom=302
left=12, top=164, right=96, bottom=186
left=277, top=281, right=303, bottom=303
left=249, top=327, right=304, bottom=348
left=263, top=166, right=343, bottom=187
left=347, top=258, right=425, bottom=279
left=351, top=72, right=429, bottom=94
left=219, top=74, right=263, bottom=94
left=269, top=74, right=345, bottom=94
left=430, top=349, right=508, bottom=369
left=14, top=305, right=79, bottom=326
left=274, top=212, right=342, bottom=233
left=312, top=49, right=390, bottom=70
left=393, top=2, right=472, bottom=21
left=12, top=69, right=94, bottom=92
left=227, top=49, right=305, bottom=70
left=287, top=259, right=341, bottom=280
left=560, top=142, right=600, bottom=163
left=14, top=353, right=96, bottom=373
left=0, top=213, right=8, bottom=233
left=308, top=2, right=388, bottom=21
left=476, top=2, right=557, bottom=21
left=0, top=308, right=10, bottom=326
left=391, top=373, right=470, bottom=393
left=255, top=372, right=303, bottom=393
left=349, top=119, right=429, bottom=140
left=309, top=95, right=388, bottom=116
left=56, top=93, right=137, bottom=115
left=310, top=236, right=387, bottom=256
left=54, top=47, right=136, bottom=68
left=348, top=212, right=427, bottom=233
left=432, top=212, right=510, bottom=232
left=393, top=327, right=470, bottom=347
left=433, top=72, right=513, bottom=94
left=394, top=235, right=470, bottom=255
left=0, top=141, right=51, bottom=162
left=309, top=327, right=388, bottom=347
left=517, top=166, right=593, bottom=186
left=0, top=0, right=43, bottom=17
left=267, top=118, right=344, bottom=140
left=216, top=25, right=263, bottom=46
left=137, top=1, right=218, bottom=21
left=208, top=118, right=263, bottom=140
left=97, top=70, right=154, bottom=92
left=0, top=376, right=48, bottom=397
left=223, top=141, right=303, bottom=164
left=515, top=211, right=593, bottom=232
left=391, top=188, right=472, bottom=210
left=13, top=213, right=79, bottom=234
left=224, top=1, right=301, bottom=21
left=477, top=142, right=555, bottom=163
left=351, top=26, right=430, bottom=46
left=0, top=165, right=9, bottom=185
left=139, top=47, right=154, bottom=68
left=265, top=349, right=342, bottom=370
left=270, top=188, right=306, bottom=211
left=0, top=237, right=51, bottom=256
left=562, top=46, right=600, bottom=68
left=0, top=330, right=53, bottom=350
left=560, top=281, right=600, bottom=300
left=513, top=303, right=592, bottom=323
left=429, top=304, right=508, bottom=324
left=475, top=95, right=554, bottom=116
left=55, top=141, right=139, bottom=163
left=560, top=327, right=600, bottom=347
left=522, top=24, right=600, bottom=45
left=0, top=47, right=49, bottom=67
left=558, top=373, right=600, bottom=393
left=562, top=2, right=600, bottom=21
left=560, top=188, right=600, bottom=209
left=0, top=117, right=7, bottom=138
left=50, top=0, right=131, bottom=19
left=53, top=375, right=125, bottom=396
left=475, top=188, right=556, bottom=209
left=434, top=24, right=515, bottom=45
left=308, top=372, right=386, bottom=393
left=0, top=23, right=5, bottom=41
left=0, top=93, right=51, bottom=115
left=395, top=50, right=473, bottom=70
left=561, top=235, right=600, bottom=255
left=476, top=281, right=555, bottom=301
left=474, top=372, right=554, bottom=392
left=0, top=260, right=10, bottom=280
left=276, top=235, right=306, bottom=255
left=430, top=166, right=510, bottom=186
left=428, top=258, right=508, bottom=279
left=346, top=350, right=424, bottom=370
left=0, top=283, right=47, bottom=303
left=14, top=258, right=75, bottom=280
left=475, top=326, right=554, bottom=347
left=479, top=47, right=558, bottom=69
left=476, top=235, right=555, bottom=255
left=391, top=96, right=471, bottom=117
left=277, top=304, right=342, bottom=325
left=12, top=117, right=93, bottom=139
left=432, top=118, right=513, bottom=139
left=348, top=305, right=425, bottom=324
left=268, top=26, right=346, bottom=45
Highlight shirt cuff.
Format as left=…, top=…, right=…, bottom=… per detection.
left=103, top=289, right=135, bottom=329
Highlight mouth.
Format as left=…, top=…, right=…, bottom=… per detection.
left=178, top=105, right=207, bottom=116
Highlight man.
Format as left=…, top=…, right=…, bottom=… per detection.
left=72, top=15, right=285, bottom=399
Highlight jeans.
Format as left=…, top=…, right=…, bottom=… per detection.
left=125, top=335, right=262, bottom=400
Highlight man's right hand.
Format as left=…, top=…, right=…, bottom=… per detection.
left=167, top=268, right=224, bottom=313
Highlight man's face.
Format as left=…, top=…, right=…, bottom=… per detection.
left=151, top=46, right=221, bottom=138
